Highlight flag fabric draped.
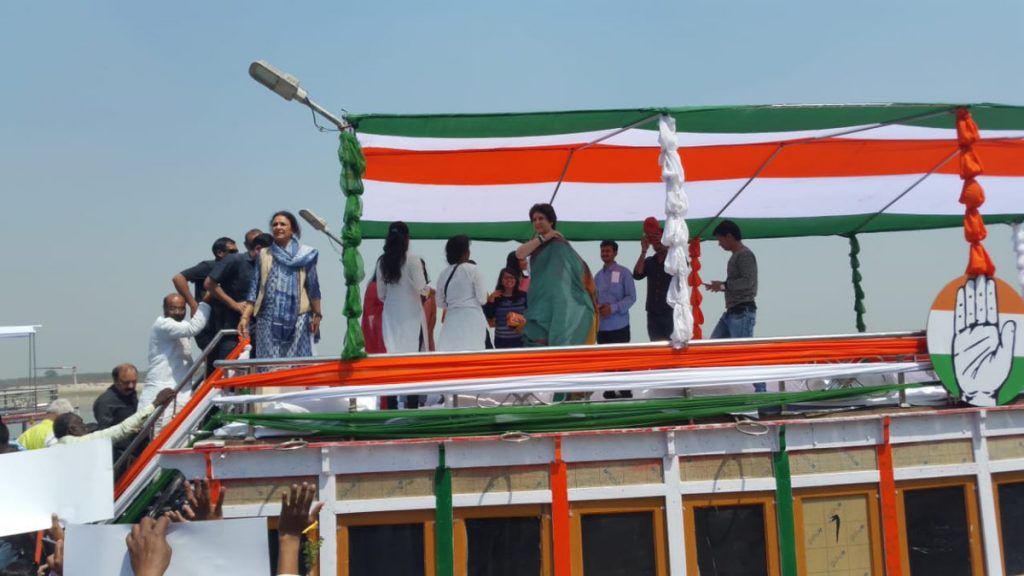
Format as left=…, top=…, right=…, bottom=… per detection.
left=346, top=103, right=1024, bottom=241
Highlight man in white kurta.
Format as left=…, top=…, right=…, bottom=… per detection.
left=139, top=294, right=209, bottom=425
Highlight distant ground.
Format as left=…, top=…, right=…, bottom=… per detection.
left=0, top=372, right=112, bottom=388
left=1, top=377, right=111, bottom=425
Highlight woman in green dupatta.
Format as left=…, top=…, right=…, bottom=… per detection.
left=514, top=203, right=598, bottom=346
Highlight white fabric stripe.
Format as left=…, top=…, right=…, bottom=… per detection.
left=358, top=126, right=1024, bottom=152
left=212, top=362, right=928, bottom=405
left=926, top=310, right=1024, bottom=355
left=361, top=175, right=1024, bottom=223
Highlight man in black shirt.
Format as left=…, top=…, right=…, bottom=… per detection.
left=171, top=237, right=237, bottom=354
left=633, top=217, right=674, bottom=341
left=92, top=363, right=140, bottom=459
left=204, top=229, right=271, bottom=370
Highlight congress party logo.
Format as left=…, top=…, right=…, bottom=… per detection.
left=927, top=276, right=1024, bottom=406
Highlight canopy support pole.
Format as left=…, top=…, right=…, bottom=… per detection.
left=549, top=112, right=662, bottom=205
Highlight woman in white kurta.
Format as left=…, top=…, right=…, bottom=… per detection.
left=437, top=235, right=489, bottom=351
left=376, top=222, right=430, bottom=354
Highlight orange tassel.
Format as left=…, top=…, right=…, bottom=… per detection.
left=688, top=239, right=703, bottom=340
left=956, top=108, right=980, bottom=147
left=963, top=210, right=988, bottom=243
left=959, top=179, right=985, bottom=207
left=960, top=150, right=984, bottom=179
left=967, top=243, right=996, bottom=276
left=956, top=108, right=996, bottom=277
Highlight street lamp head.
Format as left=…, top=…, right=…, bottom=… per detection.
left=299, top=209, right=329, bottom=233
left=249, top=60, right=308, bottom=103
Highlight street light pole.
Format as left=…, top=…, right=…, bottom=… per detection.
left=248, top=60, right=347, bottom=130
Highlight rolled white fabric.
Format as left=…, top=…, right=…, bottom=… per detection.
left=658, top=114, right=693, bottom=348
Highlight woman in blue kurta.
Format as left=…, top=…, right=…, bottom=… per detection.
left=239, top=210, right=322, bottom=359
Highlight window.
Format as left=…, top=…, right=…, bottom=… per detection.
left=795, top=487, right=882, bottom=576
left=898, top=480, right=982, bottom=575
left=684, top=493, right=779, bottom=576
left=994, top=476, right=1024, bottom=575
left=571, top=499, right=667, bottom=576
left=349, top=523, right=425, bottom=576
left=465, top=516, right=542, bottom=576
left=338, top=510, right=433, bottom=576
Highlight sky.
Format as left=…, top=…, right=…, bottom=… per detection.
left=1, top=0, right=1023, bottom=379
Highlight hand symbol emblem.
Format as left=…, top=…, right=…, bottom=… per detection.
left=952, top=276, right=1017, bottom=406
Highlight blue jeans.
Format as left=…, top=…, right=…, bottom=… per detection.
left=711, top=308, right=763, bottom=391
left=711, top=308, right=756, bottom=339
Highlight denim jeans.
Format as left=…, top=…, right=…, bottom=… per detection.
left=711, top=308, right=763, bottom=391
left=710, top=308, right=756, bottom=339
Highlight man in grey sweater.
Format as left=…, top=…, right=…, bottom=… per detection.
left=705, top=220, right=758, bottom=339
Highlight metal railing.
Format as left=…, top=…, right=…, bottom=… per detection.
left=113, top=329, right=237, bottom=475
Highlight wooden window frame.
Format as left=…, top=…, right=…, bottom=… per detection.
left=683, top=491, right=781, bottom=576
left=337, top=509, right=436, bottom=576
left=452, top=504, right=552, bottom=576
left=793, top=484, right=884, bottom=576
left=895, top=477, right=984, bottom=576
left=991, top=471, right=1024, bottom=575
left=569, top=498, right=669, bottom=576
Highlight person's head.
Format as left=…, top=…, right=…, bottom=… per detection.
left=53, top=412, right=87, bottom=439
left=270, top=211, right=301, bottom=247
left=45, top=399, right=74, bottom=421
left=111, top=363, right=139, bottom=397
left=380, top=221, right=411, bottom=285
left=496, top=267, right=522, bottom=297
left=529, top=203, right=557, bottom=235
left=600, top=240, right=618, bottom=265
left=445, top=235, right=471, bottom=265
left=505, top=251, right=527, bottom=275
left=712, top=219, right=743, bottom=251
left=643, top=217, right=665, bottom=252
left=162, top=293, right=187, bottom=322
left=244, top=228, right=271, bottom=255
left=211, top=237, right=238, bottom=260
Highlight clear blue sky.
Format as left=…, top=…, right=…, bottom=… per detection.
left=2, top=0, right=1023, bottom=379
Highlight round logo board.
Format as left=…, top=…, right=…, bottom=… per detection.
left=927, top=275, right=1024, bottom=406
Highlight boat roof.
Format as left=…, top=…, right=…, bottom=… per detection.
left=346, top=102, right=1024, bottom=241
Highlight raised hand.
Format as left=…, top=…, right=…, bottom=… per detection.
left=277, top=483, right=325, bottom=575
left=952, top=276, right=1017, bottom=406
left=126, top=516, right=173, bottom=576
left=166, top=480, right=224, bottom=522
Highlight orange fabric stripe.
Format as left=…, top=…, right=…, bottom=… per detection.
left=877, top=416, right=903, bottom=576
left=550, top=437, right=571, bottom=576
left=115, top=340, right=250, bottom=498
left=362, top=141, right=1024, bottom=185
left=214, top=335, right=927, bottom=390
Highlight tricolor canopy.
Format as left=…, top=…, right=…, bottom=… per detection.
left=347, top=103, right=1024, bottom=241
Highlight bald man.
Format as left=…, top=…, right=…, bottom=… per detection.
left=139, top=293, right=209, bottom=411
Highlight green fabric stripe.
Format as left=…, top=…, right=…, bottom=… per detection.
left=348, top=104, right=1024, bottom=137
left=435, top=444, right=454, bottom=576
left=213, top=383, right=918, bottom=440
left=362, top=214, right=1024, bottom=242
left=773, top=426, right=798, bottom=576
